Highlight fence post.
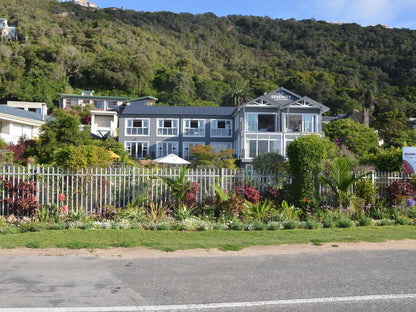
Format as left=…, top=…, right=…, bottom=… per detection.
left=220, top=168, right=225, bottom=190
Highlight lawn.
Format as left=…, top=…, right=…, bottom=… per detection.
left=1, top=226, right=415, bottom=252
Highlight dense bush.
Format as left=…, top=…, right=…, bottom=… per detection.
left=287, top=135, right=328, bottom=207
left=385, top=180, right=414, bottom=205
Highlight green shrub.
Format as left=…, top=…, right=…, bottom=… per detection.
left=356, top=215, right=373, bottom=227
left=377, top=219, right=392, bottom=226
left=229, top=219, right=245, bottom=231
left=304, top=219, right=320, bottom=229
left=213, top=223, right=229, bottom=230
left=266, top=221, right=281, bottom=230
left=282, top=220, right=298, bottom=229
left=395, top=217, right=410, bottom=225
left=336, top=217, right=353, bottom=228
left=321, top=216, right=335, bottom=228
left=287, top=135, right=329, bottom=206
left=251, top=221, right=267, bottom=231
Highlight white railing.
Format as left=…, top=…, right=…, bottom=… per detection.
left=0, top=166, right=411, bottom=216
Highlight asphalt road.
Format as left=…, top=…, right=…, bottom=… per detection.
left=0, top=249, right=415, bottom=311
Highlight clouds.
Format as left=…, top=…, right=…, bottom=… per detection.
left=314, top=0, right=416, bottom=28
left=93, top=0, right=416, bottom=29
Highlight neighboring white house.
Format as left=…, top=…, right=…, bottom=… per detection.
left=61, top=0, right=97, bottom=10
left=6, top=101, right=48, bottom=121
left=0, top=105, right=47, bottom=145
left=0, top=18, right=17, bottom=41
left=59, top=91, right=129, bottom=112
left=90, top=110, right=118, bottom=138
left=59, top=91, right=128, bottom=138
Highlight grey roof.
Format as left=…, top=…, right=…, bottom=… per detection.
left=121, top=105, right=237, bottom=117
left=0, top=105, right=46, bottom=122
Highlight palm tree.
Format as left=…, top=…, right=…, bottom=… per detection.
left=225, top=79, right=251, bottom=106
left=319, top=157, right=370, bottom=213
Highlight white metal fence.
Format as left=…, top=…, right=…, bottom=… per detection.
left=0, top=166, right=412, bottom=216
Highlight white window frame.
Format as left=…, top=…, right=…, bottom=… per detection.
left=108, top=100, right=118, bottom=108
left=245, top=134, right=282, bottom=159
left=93, top=100, right=105, bottom=110
left=125, top=141, right=149, bottom=159
left=156, top=141, right=179, bottom=158
left=284, top=113, right=318, bottom=133
left=183, top=142, right=205, bottom=159
left=211, top=142, right=233, bottom=152
left=157, top=119, right=179, bottom=136
left=126, top=119, right=149, bottom=136
left=183, top=119, right=205, bottom=137
left=211, top=119, right=232, bottom=137
left=246, top=113, right=277, bottom=132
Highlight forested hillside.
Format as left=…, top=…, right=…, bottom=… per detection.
left=1, top=0, right=416, bottom=116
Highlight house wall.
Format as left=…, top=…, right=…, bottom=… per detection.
left=90, top=111, right=118, bottom=137
left=119, top=116, right=235, bottom=159
left=59, top=95, right=127, bottom=112
left=0, top=119, right=40, bottom=144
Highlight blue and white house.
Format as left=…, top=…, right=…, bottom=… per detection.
left=119, top=87, right=330, bottom=168
left=119, top=97, right=236, bottom=160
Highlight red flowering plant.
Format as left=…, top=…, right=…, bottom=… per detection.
left=58, top=192, right=69, bottom=215
left=2, top=177, right=40, bottom=216
left=213, top=184, right=246, bottom=220
left=236, top=184, right=262, bottom=204
left=385, top=180, right=414, bottom=206
left=183, top=182, right=200, bottom=207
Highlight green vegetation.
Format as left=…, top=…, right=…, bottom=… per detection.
left=0, top=227, right=414, bottom=252
left=0, top=0, right=415, bottom=118
left=287, top=135, right=330, bottom=205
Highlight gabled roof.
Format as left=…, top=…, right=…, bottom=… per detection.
left=239, top=87, right=330, bottom=113
left=121, top=105, right=237, bottom=118
left=0, top=105, right=46, bottom=123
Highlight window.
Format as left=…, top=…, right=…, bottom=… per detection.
left=65, top=99, right=76, bottom=107
left=246, top=113, right=276, bottom=132
left=286, top=114, right=317, bottom=133
left=156, top=141, right=178, bottom=158
left=126, top=119, right=149, bottom=135
left=211, top=142, right=233, bottom=152
left=184, top=119, right=205, bottom=136
left=245, top=134, right=281, bottom=158
left=108, top=101, right=118, bottom=108
left=157, top=119, right=178, bottom=136
left=183, top=142, right=204, bottom=159
left=211, top=119, right=232, bottom=137
left=125, top=142, right=148, bottom=158
left=93, top=100, right=105, bottom=110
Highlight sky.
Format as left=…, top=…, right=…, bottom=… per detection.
left=91, top=0, right=416, bottom=29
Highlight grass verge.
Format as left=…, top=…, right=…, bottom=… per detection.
left=0, top=226, right=415, bottom=252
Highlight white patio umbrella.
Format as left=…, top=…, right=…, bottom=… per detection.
left=153, top=154, right=191, bottom=165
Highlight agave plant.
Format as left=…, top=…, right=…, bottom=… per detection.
left=244, top=199, right=275, bottom=222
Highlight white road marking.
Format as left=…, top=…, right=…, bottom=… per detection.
left=1, top=294, right=415, bottom=311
